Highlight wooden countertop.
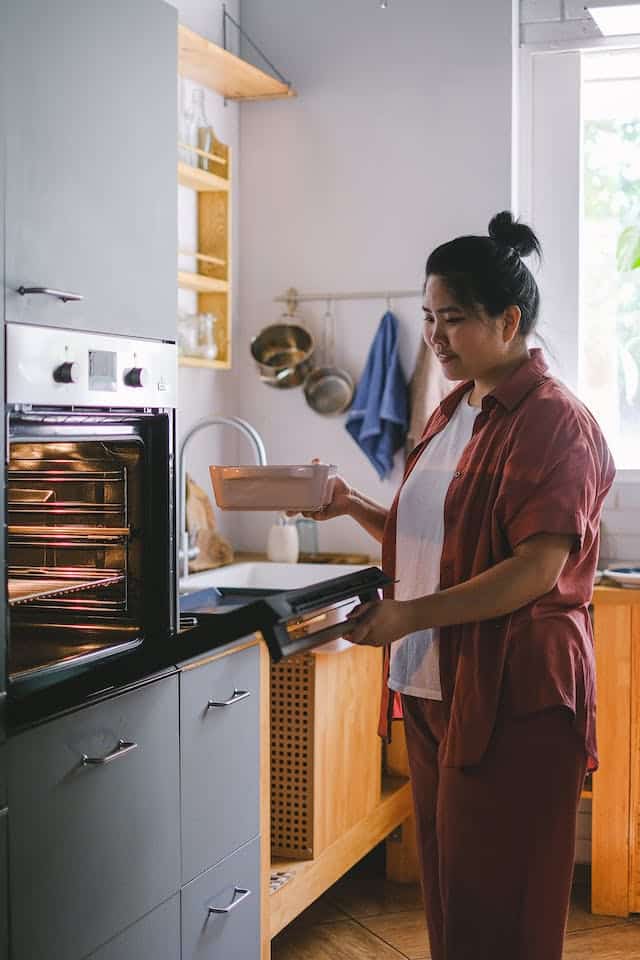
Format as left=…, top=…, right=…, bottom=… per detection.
left=593, top=583, right=640, bottom=605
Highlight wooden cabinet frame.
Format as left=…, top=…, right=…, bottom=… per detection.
left=591, top=586, right=640, bottom=916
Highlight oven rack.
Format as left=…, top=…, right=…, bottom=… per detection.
left=8, top=525, right=130, bottom=544
left=8, top=568, right=126, bottom=607
left=8, top=502, right=126, bottom=517
left=8, top=467, right=125, bottom=484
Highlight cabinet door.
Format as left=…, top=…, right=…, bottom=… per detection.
left=0, top=807, right=7, bottom=960
left=8, top=675, right=180, bottom=960
left=180, top=646, right=260, bottom=883
left=5, top=0, right=177, bottom=340
left=181, top=837, right=260, bottom=960
left=88, top=895, right=180, bottom=960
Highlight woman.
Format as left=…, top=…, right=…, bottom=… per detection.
left=304, top=212, right=615, bottom=960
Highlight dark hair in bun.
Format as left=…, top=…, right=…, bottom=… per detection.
left=488, top=210, right=541, bottom=259
left=425, top=211, right=542, bottom=336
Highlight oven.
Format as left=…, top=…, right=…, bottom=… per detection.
left=5, top=323, right=176, bottom=706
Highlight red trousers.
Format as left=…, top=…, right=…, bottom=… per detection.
left=401, top=695, right=587, bottom=960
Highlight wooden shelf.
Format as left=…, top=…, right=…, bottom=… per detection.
left=178, top=141, right=226, bottom=168
left=269, top=776, right=412, bottom=938
left=178, top=271, right=228, bottom=294
left=178, top=249, right=226, bottom=268
left=178, top=161, right=228, bottom=192
left=179, top=355, right=231, bottom=370
left=178, top=24, right=296, bottom=102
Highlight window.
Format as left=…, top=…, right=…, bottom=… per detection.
left=521, top=46, right=640, bottom=470
left=581, top=50, right=640, bottom=469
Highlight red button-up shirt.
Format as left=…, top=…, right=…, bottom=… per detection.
left=379, top=348, right=615, bottom=770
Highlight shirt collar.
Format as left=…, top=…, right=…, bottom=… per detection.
left=439, top=348, right=549, bottom=418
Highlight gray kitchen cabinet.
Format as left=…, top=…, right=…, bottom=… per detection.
left=4, top=0, right=176, bottom=341
left=8, top=674, right=180, bottom=960
left=0, top=806, right=7, bottom=960
left=180, top=645, right=260, bottom=884
left=87, top=895, right=180, bottom=960
left=181, top=836, right=260, bottom=960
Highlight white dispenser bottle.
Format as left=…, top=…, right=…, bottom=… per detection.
left=266, top=513, right=299, bottom=563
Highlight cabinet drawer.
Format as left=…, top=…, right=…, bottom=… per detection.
left=180, top=645, right=260, bottom=882
left=8, top=675, right=180, bottom=960
left=88, top=896, right=180, bottom=960
left=181, top=836, right=260, bottom=960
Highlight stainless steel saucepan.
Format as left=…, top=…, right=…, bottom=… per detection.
left=250, top=315, right=315, bottom=389
left=304, top=303, right=354, bottom=415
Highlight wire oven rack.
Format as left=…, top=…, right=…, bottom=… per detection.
left=8, top=568, right=126, bottom=607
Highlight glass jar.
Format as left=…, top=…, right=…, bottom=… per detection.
left=177, top=313, right=199, bottom=357
left=198, top=313, right=218, bottom=361
left=187, top=88, right=212, bottom=170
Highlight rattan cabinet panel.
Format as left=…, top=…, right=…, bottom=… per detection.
left=270, top=644, right=382, bottom=860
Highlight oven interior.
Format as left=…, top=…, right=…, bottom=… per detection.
left=7, top=438, right=146, bottom=683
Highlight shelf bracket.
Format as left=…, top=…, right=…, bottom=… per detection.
left=222, top=4, right=292, bottom=106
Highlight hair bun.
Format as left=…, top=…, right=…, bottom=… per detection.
left=488, top=210, right=541, bottom=259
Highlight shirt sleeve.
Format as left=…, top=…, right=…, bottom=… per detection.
left=496, top=408, right=599, bottom=554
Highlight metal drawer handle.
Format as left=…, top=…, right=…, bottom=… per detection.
left=207, top=689, right=250, bottom=709
left=81, top=739, right=138, bottom=766
left=208, top=887, right=252, bottom=916
left=18, top=286, right=84, bottom=303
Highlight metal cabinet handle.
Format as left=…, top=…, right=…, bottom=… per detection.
left=81, top=739, right=138, bottom=766
left=208, top=887, right=252, bottom=915
left=18, top=286, right=83, bottom=303
left=207, top=689, right=250, bottom=709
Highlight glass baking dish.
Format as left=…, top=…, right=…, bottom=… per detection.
left=209, top=463, right=337, bottom=511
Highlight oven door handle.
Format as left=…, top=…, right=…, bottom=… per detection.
left=17, top=286, right=84, bottom=303
left=207, top=689, right=250, bottom=709
left=81, top=739, right=138, bottom=766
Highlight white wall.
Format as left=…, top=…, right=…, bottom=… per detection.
left=168, top=0, right=244, bottom=545
left=233, top=0, right=516, bottom=556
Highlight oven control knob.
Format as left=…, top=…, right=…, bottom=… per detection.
left=53, top=361, right=80, bottom=384
left=124, top=366, right=149, bottom=388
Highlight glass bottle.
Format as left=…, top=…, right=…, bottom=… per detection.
left=198, top=314, right=218, bottom=361
left=188, top=88, right=213, bottom=170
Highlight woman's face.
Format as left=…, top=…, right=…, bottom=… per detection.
left=422, top=274, right=516, bottom=382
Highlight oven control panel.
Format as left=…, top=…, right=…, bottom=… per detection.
left=7, top=323, right=177, bottom=408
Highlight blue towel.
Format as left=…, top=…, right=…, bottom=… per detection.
left=345, top=311, right=408, bottom=480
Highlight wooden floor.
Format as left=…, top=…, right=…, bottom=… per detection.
left=271, top=850, right=640, bottom=959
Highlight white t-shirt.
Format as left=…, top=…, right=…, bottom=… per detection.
left=389, top=393, right=480, bottom=700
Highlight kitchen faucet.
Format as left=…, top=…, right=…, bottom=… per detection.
left=178, top=416, right=268, bottom=579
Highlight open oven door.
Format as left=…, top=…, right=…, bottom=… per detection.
left=176, top=567, right=391, bottom=663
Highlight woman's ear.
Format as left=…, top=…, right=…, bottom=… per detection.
left=501, top=305, right=522, bottom=344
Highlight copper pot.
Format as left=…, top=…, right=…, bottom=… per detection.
left=250, top=319, right=315, bottom=389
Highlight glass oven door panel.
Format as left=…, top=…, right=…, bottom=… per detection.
left=7, top=437, right=147, bottom=685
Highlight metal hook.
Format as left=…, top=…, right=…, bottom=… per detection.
left=386, top=294, right=392, bottom=311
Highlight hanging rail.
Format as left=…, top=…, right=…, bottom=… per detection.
left=274, top=286, right=423, bottom=312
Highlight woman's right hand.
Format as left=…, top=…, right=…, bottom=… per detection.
left=287, top=461, right=353, bottom=522
left=300, top=472, right=353, bottom=521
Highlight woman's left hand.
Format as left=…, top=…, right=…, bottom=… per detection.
left=344, top=599, right=411, bottom=648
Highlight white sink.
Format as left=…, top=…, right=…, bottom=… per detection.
left=179, top=561, right=370, bottom=595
